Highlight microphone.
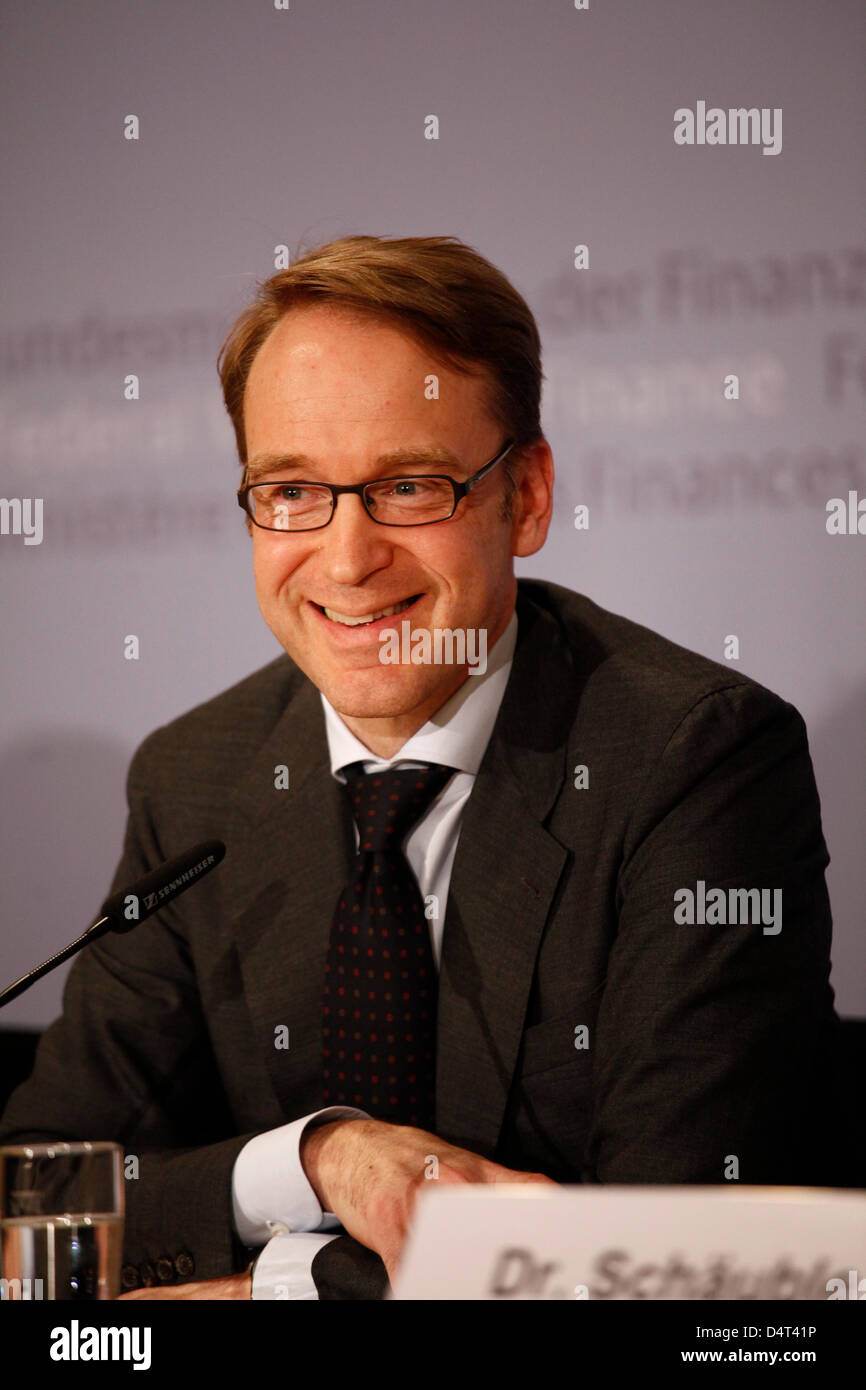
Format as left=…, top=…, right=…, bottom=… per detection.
left=0, top=840, right=225, bottom=1008
left=97, top=840, right=225, bottom=933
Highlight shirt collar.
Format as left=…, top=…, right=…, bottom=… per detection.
left=321, top=609, right=518, bottom=777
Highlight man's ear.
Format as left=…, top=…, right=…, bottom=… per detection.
left=511, top=439, right=554, bottom=558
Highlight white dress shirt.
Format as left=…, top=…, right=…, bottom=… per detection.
left=232, top=611, right=518, bottom=1298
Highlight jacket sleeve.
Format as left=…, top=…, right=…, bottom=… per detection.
left=0, top=734, right=258, bottom=1284
left=586, top=680, right=843, bottom=1187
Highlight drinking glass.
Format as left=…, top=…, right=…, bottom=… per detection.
left=0, top=1141, right=124, bottom=1300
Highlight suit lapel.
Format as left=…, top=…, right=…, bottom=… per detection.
left=436, top=590, right=578, bottom=1154
left=224, top=677, right=355, bottom=1119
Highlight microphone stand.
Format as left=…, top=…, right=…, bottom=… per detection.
left=0, top=915, right=112, bottom=1009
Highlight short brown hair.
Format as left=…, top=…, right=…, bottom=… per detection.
left=217, top=234, right=544, bottom=514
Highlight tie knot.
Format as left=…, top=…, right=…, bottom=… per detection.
left=343, top=763, right=454, bottom=853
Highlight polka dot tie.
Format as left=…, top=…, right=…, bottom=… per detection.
left=322, top=762, right=455, bottom=1129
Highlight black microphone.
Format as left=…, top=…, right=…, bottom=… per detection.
left=98, top=839, right=225, bottom=933
left=0, top=840, right=225, bottom=1008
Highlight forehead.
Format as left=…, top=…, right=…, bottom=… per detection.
left=243, top=303, right=492, bottom=438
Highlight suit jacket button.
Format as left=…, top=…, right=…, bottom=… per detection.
left=175, top=1251, right=195, bottom=1278
left=139, top=1262, right=156, bottom=1287
left=155, top=1257, right=175, bottom=1283
left=120, top=1265, right=141, bottom=1292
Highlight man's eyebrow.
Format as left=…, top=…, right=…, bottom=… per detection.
left=244, top=445, right=465, bottom=483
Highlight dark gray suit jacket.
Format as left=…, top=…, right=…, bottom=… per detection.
left=0, top=579, right=847, bottom=1296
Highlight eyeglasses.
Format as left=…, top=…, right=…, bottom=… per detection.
left=237, top=438, right=515, bottom=532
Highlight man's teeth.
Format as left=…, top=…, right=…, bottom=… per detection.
left=322, top=597, right=416, bottom=627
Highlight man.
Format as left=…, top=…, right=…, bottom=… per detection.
left=0, top=235, right=847, bottom=1300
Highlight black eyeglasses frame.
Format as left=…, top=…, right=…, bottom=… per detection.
left=236, top=437, right=516, bottom=531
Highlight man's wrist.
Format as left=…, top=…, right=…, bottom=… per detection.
left=301, top=1115, right=369, bottom=1213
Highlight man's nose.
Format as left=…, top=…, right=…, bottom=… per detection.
left=316, top=491, right=395, bottom=582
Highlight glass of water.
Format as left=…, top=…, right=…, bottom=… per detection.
left=0, top=1142, right=124, bottom=1300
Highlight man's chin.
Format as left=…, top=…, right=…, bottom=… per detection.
left=318, top=664, right=458, bottom=722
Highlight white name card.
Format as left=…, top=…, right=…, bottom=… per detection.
left=391, top=1186, right=866, bottom=1300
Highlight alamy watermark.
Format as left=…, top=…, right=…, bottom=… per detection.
left=49, top=1321, right=151, bottom=1370
left=674, top=102, right=782, bottom=157
left=0, top=497, right=43, bottom=544
left=1, top=1276, right=44, bottom=1299
left=378, top=621, right=487, bottom=675
left=674, top=881, right=782, bottom=935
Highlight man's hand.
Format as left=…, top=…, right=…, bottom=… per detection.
left=117, top=1272, right=252, bottom=1300
left=302, top=1118, right=555, bottom=1281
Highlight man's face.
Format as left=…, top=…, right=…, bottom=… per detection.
left=242, top=303, right=548, bottom=741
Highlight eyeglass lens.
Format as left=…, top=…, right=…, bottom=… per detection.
left=248, top=477, right=455, bottom=530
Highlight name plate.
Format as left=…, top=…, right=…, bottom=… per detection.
left=391, top=1186, right=866, bottom=1300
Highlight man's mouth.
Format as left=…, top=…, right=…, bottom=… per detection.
left=316, top=594, right=422, bottom=627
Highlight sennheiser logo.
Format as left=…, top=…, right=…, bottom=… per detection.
left=142, top=854, right=215, bottom=910
left=674, top=102, right=782, bottom=156
left=49, top=1320, right=152, bottom=1370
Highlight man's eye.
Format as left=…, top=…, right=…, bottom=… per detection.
left=263, top=485, right=318, bottom=504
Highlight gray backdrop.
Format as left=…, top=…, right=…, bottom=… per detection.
left=1, top=0, right=864, bottom=1026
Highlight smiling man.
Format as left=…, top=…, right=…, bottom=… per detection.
left=240, top=298, right=549, bottom=752
left=0, top=235, right=848, bottom=1301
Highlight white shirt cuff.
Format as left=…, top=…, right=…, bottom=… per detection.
left=251, top=1232, right=341, bottom=1301
left=231, top=1106, right=369, bottom=1247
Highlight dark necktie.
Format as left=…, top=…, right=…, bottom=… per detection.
left=322, top=761, right=455, bottom=1129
